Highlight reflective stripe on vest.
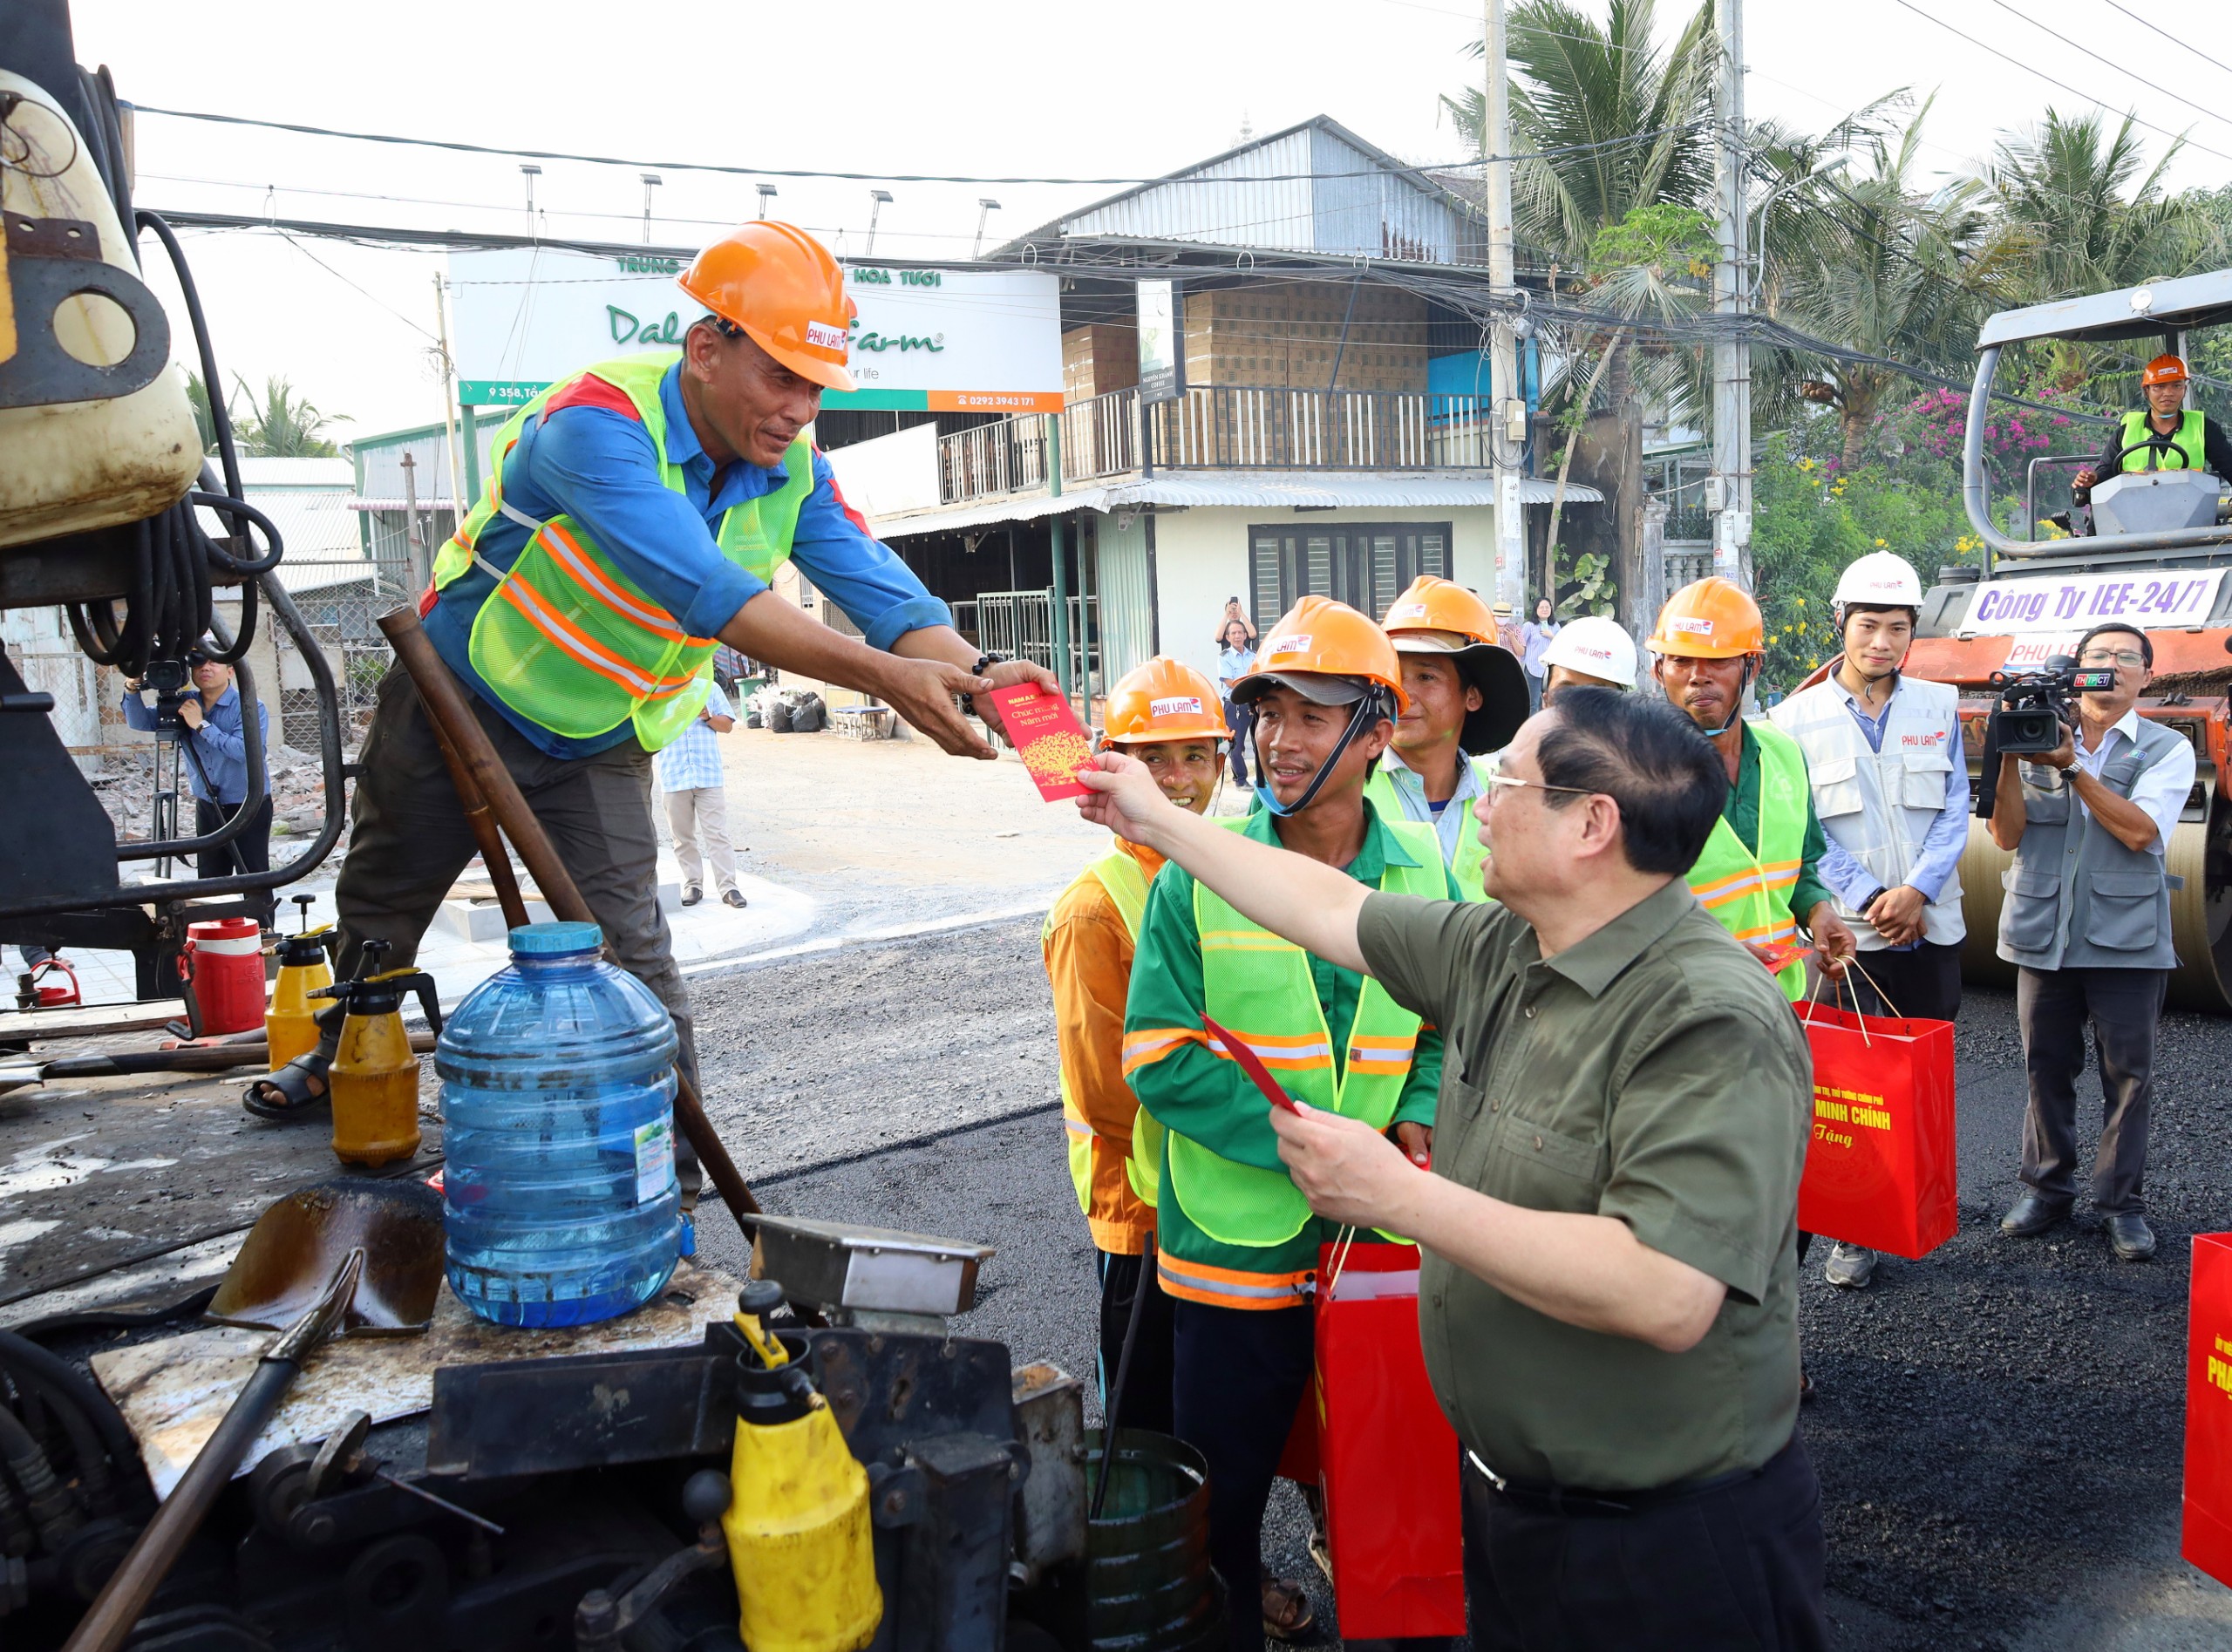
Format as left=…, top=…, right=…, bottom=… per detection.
left=1362, top=761, right=1494, bottom=901
left=430, top=354, right=813, bottom=752
left=1687, top=721, right=1813, bottom=1001
left=1166, top=817, right=1445, bottom=1248
left=2118, top=408, right=2208, bottom=472
left=1043, top=847, right=1162, bottom=1218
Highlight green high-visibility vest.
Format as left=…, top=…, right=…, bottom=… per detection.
left=431, top=354, right=813, bottom=752
left=1042, top=846, right=1165, bottom=1214
left=1686, top=721, right=1812, bottom=1002
left=1168, top=817, right=1445, bottom=1248
left=2118, top=408, right=2208, bottom=472
left=1363, top=758, right=1494, bottom=901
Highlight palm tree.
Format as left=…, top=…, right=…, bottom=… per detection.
left=1976, top=109, right=2219, bottom=398
left=1441, top=0, right=1718, bottom=619
left=182, top=369, right=234, bottom=455
left=1767, top=105, right=1990, bottom=472
left=231, top=374, right=350, bottom=459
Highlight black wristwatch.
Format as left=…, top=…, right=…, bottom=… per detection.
left=1857, top=887, right=1888, bottom=915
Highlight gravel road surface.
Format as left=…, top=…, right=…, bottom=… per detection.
left=689, top=917, right=2232, bottom=1649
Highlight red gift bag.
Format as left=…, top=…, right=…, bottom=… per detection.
left=1311, top=1240, right=1466, bottom=1637
left=1793, top=997, right=1957, bottom=1259
left=2183, top=1234, right=2232, bottom=1585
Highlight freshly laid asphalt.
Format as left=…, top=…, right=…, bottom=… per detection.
left=690, top=917, right=2232, bottom=1649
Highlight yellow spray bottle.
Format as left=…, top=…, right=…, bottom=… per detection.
left=266, top=895, right=335, bottom=1071
left=309, top=940, right=443, bottom=1167
left=722, top=1282, right=881, bottom=1652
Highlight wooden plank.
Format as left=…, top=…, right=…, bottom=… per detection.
left=0, top=999, right=188, bottom=1043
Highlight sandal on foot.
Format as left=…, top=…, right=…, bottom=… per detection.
left=243, top=1050, right=332, bottom=1120
left=1261, top=1572, right=1313, bottom=1642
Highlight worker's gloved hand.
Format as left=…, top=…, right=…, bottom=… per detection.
left=878, top=657, right=1001, bottom=759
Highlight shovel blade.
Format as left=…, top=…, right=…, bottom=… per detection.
left=208, top=1180, right=445, bottom=1336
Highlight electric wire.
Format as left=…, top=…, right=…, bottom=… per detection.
left=1881, top=0, right=2232, bottom=167
left=2099, top=0, right=2232, bottom=80
left=126, top=102, right=1702, bottom=186
left=1977, top=0, right=2232, bottom=142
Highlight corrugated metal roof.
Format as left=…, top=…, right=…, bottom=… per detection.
left=235, top=456, right=355, bottom=488
left=196, top=486, right=365, bottom=565
left=872, top=472, right=1599, bottom=535
left=1004, top=115, right=1484, bottom=265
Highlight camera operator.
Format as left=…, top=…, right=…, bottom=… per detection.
left=120, top=650, right=275, bottom=891
left=1987, top=622, right=2194, bottom=1262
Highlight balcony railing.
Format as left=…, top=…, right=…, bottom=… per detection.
left=937, top=387, right=1496, bottom=505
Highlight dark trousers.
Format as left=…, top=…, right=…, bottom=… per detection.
left=195, top=795, right=274, bottom=918
left=1223, top=700, right=1253, bottom=787
left=2017, top=965, right=2166, bottom=1214
left=1463, top=1435, right=1827, bottom=1651
left=1845, top=940, right=1963, bottom=1023
left=1096, top=1248, right=1175, bottom=1437
left=1171, top=1297, right=1315, bottom=1652
left=337, top=663, right=698, bottom=1090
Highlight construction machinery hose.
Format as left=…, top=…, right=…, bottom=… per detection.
left=0, top=1403, right=79, bottom=1551
left=0, top=1336, right=146, bottom=1513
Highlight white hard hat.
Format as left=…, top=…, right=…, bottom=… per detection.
left=1833, top=550, right=1922, bottom=610
left=1538, top=615, right=1637, bottom=689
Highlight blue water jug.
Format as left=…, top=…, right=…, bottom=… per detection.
left=437, top=921, right=682, bottom=1326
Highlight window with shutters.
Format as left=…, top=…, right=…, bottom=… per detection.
left=1248, top=522, right=1453, bottom=628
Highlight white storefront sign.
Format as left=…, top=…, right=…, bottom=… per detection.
left=446, top=248, right=1062, bottom=413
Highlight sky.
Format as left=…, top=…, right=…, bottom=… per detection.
left=53, top=0, right=2232, bottom=445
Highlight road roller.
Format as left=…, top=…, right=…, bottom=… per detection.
left=1907, top=270, right=2232, bottom=1010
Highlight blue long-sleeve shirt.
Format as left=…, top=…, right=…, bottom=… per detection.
left=425, top=359, right=950, bottom=758
left=119, top=682, right=268, bottom=806
left=1815, top=678, right=1970, bottom=943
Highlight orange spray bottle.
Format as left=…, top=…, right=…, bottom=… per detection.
left=310, top=940, right=443, bottom=1167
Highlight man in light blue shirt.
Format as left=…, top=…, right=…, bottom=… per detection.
left=120, top=650, right=273, bottom=887
left=655, top=681, right=743, bottom=908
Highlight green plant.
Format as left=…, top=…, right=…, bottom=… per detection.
left=1553, top=548, right=1616, bottom=617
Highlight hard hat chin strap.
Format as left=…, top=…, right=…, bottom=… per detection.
left=1254, top=695, right=1385, bottom=819
left=1696, top=656, right=1758, bottom=739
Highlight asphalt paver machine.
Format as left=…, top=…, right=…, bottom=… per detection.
left=1908, top=269, right=2232, bottom=1008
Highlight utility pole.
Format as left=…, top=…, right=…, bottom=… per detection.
left=1483, top=0, right=1527, bottom=614
left=1709, top=0, right=1752, bottom=590
left=432, top=272, right=471, bottom=524
left=974, top=199, right=1001, bottom=260
left=757, top=182, right=778, bottom=220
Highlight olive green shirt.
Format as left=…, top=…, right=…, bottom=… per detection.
left=1356, top=877, right=1812, bottom=1492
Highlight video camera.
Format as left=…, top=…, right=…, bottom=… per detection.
left=140, top=656, right=195, bottom=731
left=1986, top=655, right=2118, bottom=757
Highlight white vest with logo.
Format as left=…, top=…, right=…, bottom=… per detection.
left=1768, top=674, right=1966, bottom=950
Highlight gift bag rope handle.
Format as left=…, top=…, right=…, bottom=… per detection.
left=1844, top=953, right=1904, bottom=1021
left=1806, top=955, right=1874, bottom=1048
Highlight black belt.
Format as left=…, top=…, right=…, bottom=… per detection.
left=1465, top=1438, right=1787, bottom=1519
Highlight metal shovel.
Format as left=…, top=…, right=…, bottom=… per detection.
left=64, top=1179, right=446, bottom=1652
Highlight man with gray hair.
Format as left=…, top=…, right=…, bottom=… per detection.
left=1079, top=689, right=1826, bottom=1649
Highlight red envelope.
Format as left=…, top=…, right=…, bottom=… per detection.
left=990, top=683, right=1094, bottom=801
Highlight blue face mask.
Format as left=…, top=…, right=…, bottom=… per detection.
left=1250, top=693, right=1388, bottom=819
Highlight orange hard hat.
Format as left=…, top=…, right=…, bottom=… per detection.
left=1102, top=657, right=1230, bottom=745
left=2142, top=354, right=2190, bottom=388
left=1381, top=575, right=1498, bottom=650
left=1648, top=576, right=1766, bottom=659
left=1233, top=595, right=1409, bottom=715
left=678, top=222, right=857, bottom=392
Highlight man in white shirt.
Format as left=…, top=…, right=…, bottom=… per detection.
left=654, top=680, right=745, bottom=909
left=1770, top=551, right=1968, bottom=1290
left=1987, top=622, right=2195, bottom=1262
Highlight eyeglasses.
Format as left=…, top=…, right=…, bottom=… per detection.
left=1481, top=771, right=1601, bottom=806
left=2078, top=649, right=2146, bottom=668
